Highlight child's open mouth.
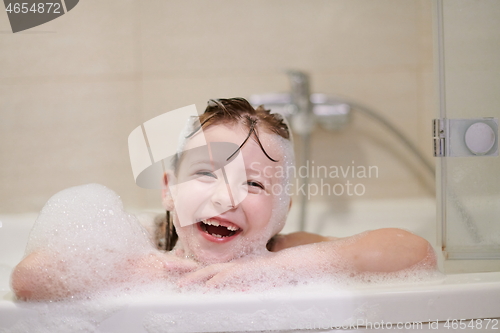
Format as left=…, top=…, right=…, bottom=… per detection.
left=197, top=218, right=242, bottom=242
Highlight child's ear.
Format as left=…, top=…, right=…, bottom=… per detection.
left=161, top=171, right=175, bottom=211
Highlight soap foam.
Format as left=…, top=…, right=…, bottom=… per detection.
left=20, top=183, right=166, bottom=301
left=7, top=183, right=444, bottom=333
left=177, top=234, right=442, bottom=296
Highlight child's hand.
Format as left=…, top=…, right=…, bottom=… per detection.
left=161, top=254, right=200, bottom=276
left=177, top=261, right=240, bottom=289
left=177, top=254, right=289, bottom=291
left=11, top=250, right=200, bottom=301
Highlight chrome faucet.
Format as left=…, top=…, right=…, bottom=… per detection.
left=287, top=70, right=315, bottom=135
left=250, top=70, right=352, bottom=231
left=250, top=70, right=435, bottom=233
left=249, top=71, right=352, bottom=134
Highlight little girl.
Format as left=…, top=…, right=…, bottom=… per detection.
left=11, top=98, right=436, bottom=300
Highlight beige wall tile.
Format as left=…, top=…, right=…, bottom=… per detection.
left=0, top=0, right=439, bottom=213
left=0, top=0, right=138, bottom=79
left=140, top=0, right=423, bottom=74
left=140, top=75, right=289, bottom=119
left=0, top=80, right=144, bottom=212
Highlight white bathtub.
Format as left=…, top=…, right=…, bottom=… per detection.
left=1, top=198, right=499, bottom=332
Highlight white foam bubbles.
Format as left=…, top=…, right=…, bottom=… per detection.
left=26, top=183, right=149, bottom=253
left=20, top=183, right=164, bottom=301
left=7, top=183, right=444, bottom=333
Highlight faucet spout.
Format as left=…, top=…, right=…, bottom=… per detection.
left=287, top=70, right=312, bottom=113
left=287, top=70, right=315, bottom=135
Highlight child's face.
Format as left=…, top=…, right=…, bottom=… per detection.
left=163, top=123, right=290, bottom=264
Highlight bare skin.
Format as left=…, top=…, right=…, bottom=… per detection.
left=11, top=250, right=197, bottom=301
left=11, top=228, right=435, bottom=300
left=179, top=228, right=434, bottom=289
left=270, top=231, right=334, bottom=252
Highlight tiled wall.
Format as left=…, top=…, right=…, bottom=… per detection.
left=0, top=0, right=436, bottom=213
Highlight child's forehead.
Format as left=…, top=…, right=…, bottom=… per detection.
left=189, top=123, right=247, bottom=142
left=184, top=123, right=286, bottom=161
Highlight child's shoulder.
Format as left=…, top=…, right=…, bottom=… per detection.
left=270, top=231, right=331, bottom=252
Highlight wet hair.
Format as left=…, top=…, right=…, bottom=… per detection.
left=171, top=97, right=290, bottom=172
left=161, top=97, right=291, bottom=251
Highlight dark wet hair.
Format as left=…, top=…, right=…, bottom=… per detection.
left=161, top=97, right=291, bottom=251
left=171, top=97, right=290, bottom=172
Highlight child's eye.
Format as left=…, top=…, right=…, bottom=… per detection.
left=247, top=181, right=264, bottom=190
left=196, top=171, right=217, bottom=179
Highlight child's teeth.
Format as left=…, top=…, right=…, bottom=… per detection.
left=204, top=219, right=220, bottom=227
left=201, top=219, right=240, bottom=233
left=213, top=234, right=222, bottom=238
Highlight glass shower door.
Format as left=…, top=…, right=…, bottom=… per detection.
left=436, top=0, right=500, bottom=261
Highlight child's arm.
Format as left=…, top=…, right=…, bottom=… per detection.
left=279, top=228, right=435, bottom=273
left=271, top=228, right=433, bottom=271
left=11, top=250, right=198, bottom=301
left=270, top=231, right=334, bottom=252
left=179, top=228, right=436, bottom=289
left=325, top=228, right=435, bottom=273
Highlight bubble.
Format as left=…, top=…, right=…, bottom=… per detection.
left=19, top=184, right=164, bottom=301
left=7, top=184, right=443, bottom=333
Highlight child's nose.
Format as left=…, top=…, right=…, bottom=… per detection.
left=211, top=179, right=236, bottom=210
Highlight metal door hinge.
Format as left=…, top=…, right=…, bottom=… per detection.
left=433, top=119, right=446, bottom=157
left=433, top=118, right=498, bottom=157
